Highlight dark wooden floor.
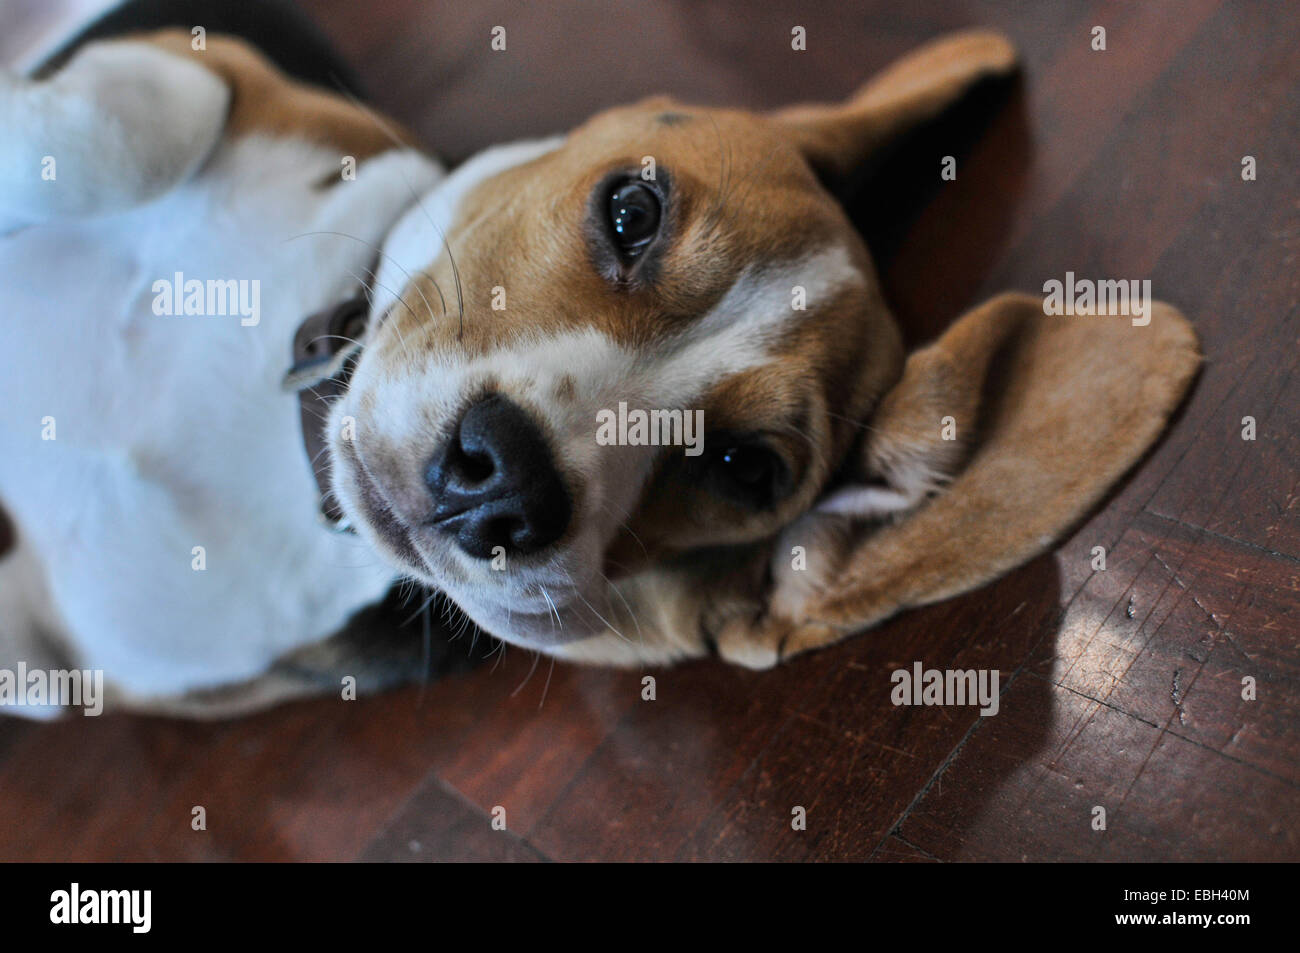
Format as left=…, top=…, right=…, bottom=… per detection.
left=1, top=0, right=1296, bottom=861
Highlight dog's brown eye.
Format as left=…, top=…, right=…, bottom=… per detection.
left=709, top=443, right=788, bottom=509
left=607, top=182, right=660, bottom=256
left=719, top=446, right=770, bottom=484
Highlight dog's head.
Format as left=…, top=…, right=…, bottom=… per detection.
left=338, top=126, right=891, bottom=621
left=324, top=31, right=1199, bottom=665
left=326, top=31, right=1014, bottom=652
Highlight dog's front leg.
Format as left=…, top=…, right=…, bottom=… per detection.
left=0, top=40, right=229, bottom=232
left=100, top=586, right=487, bottom=719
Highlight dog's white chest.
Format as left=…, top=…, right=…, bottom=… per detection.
left=0, top=136, right=443, bottom=696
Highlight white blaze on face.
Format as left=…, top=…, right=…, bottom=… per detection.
left=646, top=243, right=865, bottom=397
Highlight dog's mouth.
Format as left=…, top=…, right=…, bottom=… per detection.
left=334, top=438, right=429, bottom=575
left=330, top=434, right=618, bottom=649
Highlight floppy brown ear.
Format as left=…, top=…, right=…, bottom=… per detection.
left=772, top=29, right=1018, bottom=182
left=714, top=292, right=1201, bottom=668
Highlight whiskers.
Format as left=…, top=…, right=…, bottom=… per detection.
left=538, top=584, right=564, bottom=634
left=283, top=228, right=432, bottom=368
left=559, top=568, right=634, bottom=646
left=328, top=83, right=468, bottom=342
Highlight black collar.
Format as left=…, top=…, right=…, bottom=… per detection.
left=282, top=287, right=372, bottom=530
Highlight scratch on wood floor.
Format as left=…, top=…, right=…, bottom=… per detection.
left=1171, top=668, right=1187, bottom=726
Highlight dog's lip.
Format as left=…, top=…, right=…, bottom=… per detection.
left=330, top=430, right=618, bottom=642
left=465, top=591, right=585, bottom=647
left=335, top=440, right=429, bottom=574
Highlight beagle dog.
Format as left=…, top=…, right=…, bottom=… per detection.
left=0, top=13, right=1200, bottom=716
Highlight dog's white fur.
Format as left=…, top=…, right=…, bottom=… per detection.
left=0, top=42, right=229, bottom=231
left=0, top=40, right=466, bottom=705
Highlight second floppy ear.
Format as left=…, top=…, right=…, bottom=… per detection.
left=770, top=29, right=1019, bottom=186
left=715, top=292, right=1201, bottom=668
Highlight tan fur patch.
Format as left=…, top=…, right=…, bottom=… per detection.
left=134, top=29, right=408, bottom=161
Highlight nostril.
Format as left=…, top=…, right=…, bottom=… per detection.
left=425, top=394, right=572, bottom=559
left=488, top=516, right=523, bottom=550
left=444, top=434, right=493, bottom=486
left=451, top=443, right=495, bottom=486
left=426, top=426, right=497, bottom=503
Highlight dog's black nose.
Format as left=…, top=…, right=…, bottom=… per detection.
left=425, top=395, right=571, bottom=559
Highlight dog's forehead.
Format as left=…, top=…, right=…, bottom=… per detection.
left=372, top=98, right=840, bottom=296
left=570, top=97, right=799, bottom=168
left=364, top=243, right=870, bottom=410
left=366, top=99, right=877, bottom=413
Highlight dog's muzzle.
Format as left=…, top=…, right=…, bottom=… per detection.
left=282, top=283, right=574, bottom=562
